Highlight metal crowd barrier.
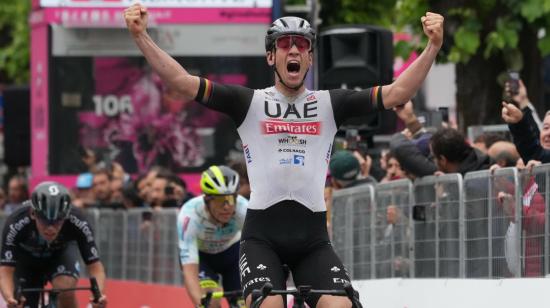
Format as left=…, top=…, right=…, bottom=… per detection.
left=331, top=165, right=550, bottom=279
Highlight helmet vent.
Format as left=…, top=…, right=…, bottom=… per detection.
left=280, top=18, right=288, bottom=27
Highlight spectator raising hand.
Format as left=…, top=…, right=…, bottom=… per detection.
left=501, top=102, right=524, bottom=124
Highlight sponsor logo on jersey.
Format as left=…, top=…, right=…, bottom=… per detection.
left=325, top=143, right=332, bottom=164
left=279, top=158, right=292, bottom=165
left=293, top=155, right=305, bottom=166
left=4, top=251, right=13, bottom=261
left=69, top=215, right=94, bottom=243
left=262, top=120, right=321, bottom=135
left=264, top=100, right=318, bottom=119
left=90, top=247, right=98, bottom=258
left=57, top=265, right=66, bottom=274
left=332, top=277, right=351, bottom=284
left=6, top=217, right=31, bottom=246
left=243, top=277, right=271, bottom=290
left=257, top=264, right=267, bottom=270
left=239, top=254, right=251, bottom=279
left=243, top=144, right=252, bottom=163
left=278, top=136, right=307, bottom=147
left=331, top=266, right=340, bottom=272
left=278, top=148, right=306, bottom=154
left=306, top=94, right=317, bottom=102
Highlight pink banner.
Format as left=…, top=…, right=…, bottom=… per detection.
left=30, top=25, right=49, bottom=180
left=40, top=7, right=271, bottom=26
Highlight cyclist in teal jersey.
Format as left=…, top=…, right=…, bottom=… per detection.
left=125, top=4, right=443, bottom=307
left=178, top=166, right=247, bottom=308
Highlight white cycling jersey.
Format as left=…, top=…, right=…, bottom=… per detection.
left=238, top=88, right=336, bottom=211
left=177, top=195, right=247, bottom=265
left=194, top=80, right=382, bottom=212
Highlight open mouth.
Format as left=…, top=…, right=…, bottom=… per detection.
left=287, top=61, right=301, bottom=74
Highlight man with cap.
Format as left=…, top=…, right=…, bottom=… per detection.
left=329, top=151, right=377, bottom=190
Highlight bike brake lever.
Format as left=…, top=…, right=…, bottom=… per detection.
left=90, top=277, right=101, bottom=303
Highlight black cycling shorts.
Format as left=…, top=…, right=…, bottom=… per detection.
left=15, top=242, right=81, bottom=308
left=199, top=241, right=241, bottom=292
left=239, top=201, right=351, bottom=307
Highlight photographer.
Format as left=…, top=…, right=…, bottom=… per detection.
left=501, top=77, right=550, bottom=163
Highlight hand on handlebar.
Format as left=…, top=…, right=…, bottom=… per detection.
left=90, top=294, right=107, bottom=308
left=7, top=296, right=25, bottom=308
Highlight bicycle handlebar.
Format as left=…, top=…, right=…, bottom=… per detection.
left=16, top=277, right=103, bottom=304
left=251, top=282, right=363, bottom=308
left=201, top=289, right=243, bottom=307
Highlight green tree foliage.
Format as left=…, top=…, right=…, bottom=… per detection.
left=319, top=0, right=550, bottom=128
left=0, top=0, right=30, bottom=84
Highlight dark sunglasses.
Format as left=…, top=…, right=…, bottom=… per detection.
left=275, top=35, right=312, bottom=52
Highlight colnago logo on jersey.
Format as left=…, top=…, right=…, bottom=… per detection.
left=262, top=120, right=321, bottom=135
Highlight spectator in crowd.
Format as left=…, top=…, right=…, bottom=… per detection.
left=495, top=160, right=545, bottom=277
left=227, top=159, right=251, bottom=199
left=430, top=128, right=492, bottom=277
left=168, top=174, right=194, bottom=205
left=136, top=166, right=169, bottom=207
left=109, top=161, right=128, bottom=204
left=390, top=101, right=437, bottom=178
left=502, top=82, right=550, bottom=163
left=431, top=128, right=492, bottom=175
left=487, top=141, right=520, bottom=168
left=472, top=133, right=507, bottom=155
left=72, top=172, right=95, bottom=208
left=380, top=153, right=406, bottom=182
left=121, top=181, right=144, bottom=209
left=91, top=168, right=123, bottom=209
left=329, top=151, right=376, bottom=190
left=326, top=151, right=376, bottom=236
left=503, top=79, right=543, bottom=129
left=78, top=146, right=99, bottom=173
left=150, top=173, right=191, bottom=208
left=3, top=175, right=29, bottom=214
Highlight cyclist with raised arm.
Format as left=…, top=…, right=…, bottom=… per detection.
left=125, top=5, right=443, bottom=307
left=178, top=166, right=247, bottom=308
left=0, top=182, right=107, bottom=308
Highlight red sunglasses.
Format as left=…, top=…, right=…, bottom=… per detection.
left=275, top=35, right=312, bottom=52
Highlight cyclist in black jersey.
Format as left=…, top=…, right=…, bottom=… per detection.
left=124, top=4, right=443, bottom=307
left=0, top=182, right=107, bottom=308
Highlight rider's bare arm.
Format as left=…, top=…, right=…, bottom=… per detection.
left=124, top=3, right=200, bottom=100
left=381, top=12, right=444, bottom=109
left=0, top=266, right=16, bottom=305
left=182, top=264, right=202, bottom=306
